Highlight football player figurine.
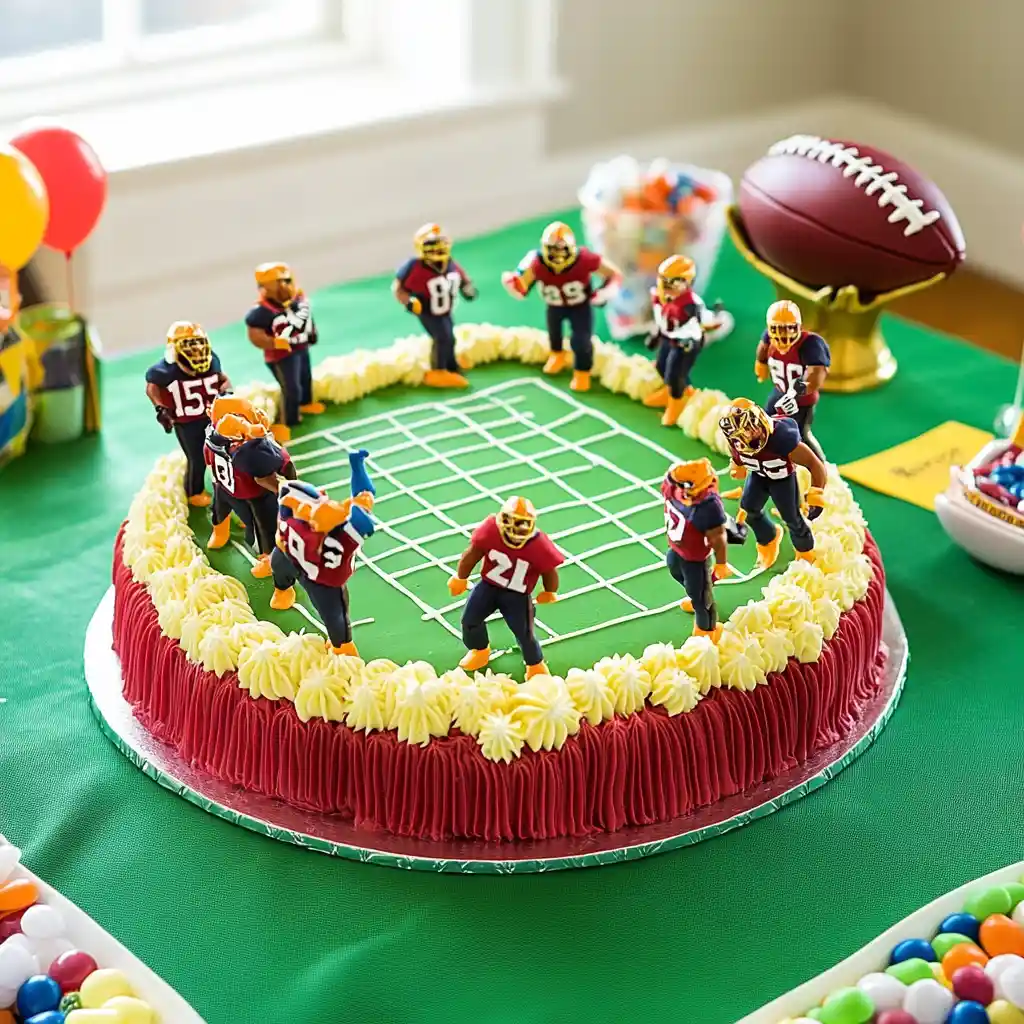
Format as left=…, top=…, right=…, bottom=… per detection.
left=501, top=221, right=621, bottom=393
left=719, top=399, right=827, bottom=569
left=205, top=396, right=295, bottom=579
left=448, top=496, right=563, bottom=678
left=271, top=452, right=376, bottom=656
left=145, top=321, right=231, bottom=506
left=644, top=255, right=721, bottom=426
left=662, top=458, right=732, bottom=643
left=755, top=300, right=830, bottom=460
left=393, top=223, right=477, bottom=389
left=245, top=262, right=322, bottom=443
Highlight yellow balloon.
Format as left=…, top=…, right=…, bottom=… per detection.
left=0, top=142, right=49, bottom=271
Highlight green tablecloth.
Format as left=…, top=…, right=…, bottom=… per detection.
left=2, top=213, right=1022, bottom=1024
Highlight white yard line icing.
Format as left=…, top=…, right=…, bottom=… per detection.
left=768, top=134, right=942, bottom=238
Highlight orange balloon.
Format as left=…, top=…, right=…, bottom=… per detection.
left=942, top=941, right=989, bottom=978
left=0, top=877, right=37, bottom=913
left=980, top=914, right=1024, bottom=957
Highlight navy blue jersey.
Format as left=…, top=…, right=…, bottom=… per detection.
left=730, top=416, right=801, bottom=480
left=145, top=353, right=224, bottom=423
left=205, top=430, right=291, bottom=499
left=245, top=295, right=316, bottom=363
left=762, top=331, right=831, bottom=407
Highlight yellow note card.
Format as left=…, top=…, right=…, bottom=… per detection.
left=840, top=420, right=994, bottom=511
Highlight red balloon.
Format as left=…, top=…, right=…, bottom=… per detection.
left=10, top=126, right=107, bottom=254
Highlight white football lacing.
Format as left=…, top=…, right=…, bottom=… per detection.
left=767, top=135, right=942, bottom=238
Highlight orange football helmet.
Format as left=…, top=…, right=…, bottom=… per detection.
left=280, top=480, right=352, bottom=535
left=209, top=395, right=270, bottom=431
left=668, top=458, right=717, bottom=503
left=656, top=254, right=696, bottom=303
left=497, top=495, right=537, bottom=549
left=255, top=262, right=297, bottom=305
left=414, top=223, right=451, bottom=267
left=766, top=300, right=802, bottom=352
left=540, top=221, right=577, bottom=272
left=719, top=398, right=773, bottom=456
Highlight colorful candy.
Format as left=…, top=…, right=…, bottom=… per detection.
left=965, top=887, right=1015, bottom=921
left=941, top=914, right=982, bottom=942
left=890, top=938, right=937, bottom=964
left=0, top=879, right=38, bottom=915
left=943, top=942, right=990, bottom=978
left=948, top=1001, right=994, bottom=1024
left=982, top=915, right=1024, bottom=957
left=933, top=933, right=976, bottom=959
left=876, top=1011, right=917, bottom=1024
left=1000, top=962, right=1024, bottom=1007
left=952, top=964, right=995, bottom=1004
left=49, top=952, right=98, bottom=994
left=815, top=986, right=874, bottom=1024
left=104, top=996, right=156, bottom=1024
left=856, top=972, right=906, bottom=1011
left=989, top=1000, right=1024, bottom=1024
left=79, top=969, right=133, bottom=1009
left=16, top=975, right=62, bottom=1018
left=887, top=957, right=935, bottom=985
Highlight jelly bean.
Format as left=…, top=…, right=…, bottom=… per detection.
left=989, top=1000, right=1024, bottom=1024
left=65, top=1012, right=118, bottom=1023
left=0, top=908, right=29, bottom=943
left=930, top=961, right=952, bottom=989
left=79, top=971, right=132, bottom=1010
left=1006, top=884, right=1024, bottom=911
left=940, top=914, right=981, bottom=942
left=952, top=963, right=995, bottom=1004
left=965, top=887, right=1014, bottom=921
left=947, top=1002, right=992, bottom=1024
left=102, top=997, right=155, bottom=1024
left=876, top=1011, right=918, bottom=1024
left=0, top=1012, right=12, bottom=1024
left=817, top=987, right=874, bottom=1024
left=20, top=907, right=65, bottom=942
left=34, top=939, right=75, bottom=974
left=1001, top=962, right=1024, bottom=1008
left=48, top=953, right=98, bottom=994
left=857, top=972, right=906, bottom=1011
left=1015, top=902, right=1024, bottom=929
left=0, top=849, right=20, bottom=886
left=17, top=975, right=62, bottom=1018
left=806, top=1010, right=826, bottom=1022
left=903, top=977, right=954, bottom=1024
left=0, top=880, right=38, bottom=915
left=0, top=986, right=15, bottom=1011
left=0, top=940, right=39, bottom=990
left=988, top=955, right=1024, bottom=997
left=942, top=942, right=989, bottom=978
left=891, top=938, right=937, bottom=964
left=982, top=915, right=1024, bottom=957
left=26, top=1013, right=67, bottom=1024
left=60, top=994, right=83, bottom=1014
left=887, top=957, right=935, bottom=984
left=932, top=933, right=974, bottom=959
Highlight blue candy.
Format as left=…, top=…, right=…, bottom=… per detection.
left=890, top=937, right=938, bottom=964
left=939, top=912, right=981, bottom=941
left=947, top=1001, right=990, bottom=1024
left=26, top=1013, right=66, bottom=1024
left=16, top=975, right=62, bottom=1018
left=991, top=465, right=1024, bottom=485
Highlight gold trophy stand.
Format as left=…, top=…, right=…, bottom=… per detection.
left=726, top=207, right=948, bottom=393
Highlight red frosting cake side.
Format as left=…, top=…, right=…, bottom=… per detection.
left=111, top=527, right=887, bottom=843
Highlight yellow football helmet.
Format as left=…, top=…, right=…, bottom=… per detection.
left=497, top=495, right=537, bottom=549
left=255, top=262, right=297, bottom=304
left=668, top=458, right=717, bottom=502
left=766, top=300, right=802, bottom=352
left=166, top=321, right=212, bottom=374
left=414, top=223, right=451, bottom=267
left=719, top=398, right=773, bottom=456
left=656, top=254, right=696, bottom=302
left=540, top=221, right=577, bottom=272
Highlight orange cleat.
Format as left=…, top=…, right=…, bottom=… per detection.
left=721, top=487, right=743, bottom=500
left=270, top=586, right=295, bottom=611
left=208, top=517, right=231, bottom=550
left=642, top=385, right=669, bottom=408
left=525, top=660, right=550, bottom=679
left=570, top=370, right=591, bottom=392
left=299, top=401, right=326, bottom=415
left=756, top=524, right=784, bottom=570
left=425, top=369, right=470, bottom=389
left=459, top=647, right=491, bottom=672
left=543, top=350, right=571, bottom=375
left=250, top=553, right=273, bottom=578
left=270, top=424, right=291, bottom=444
left=795, top=549, right=817, bottom=564
left=692, top=624, right=723, bottom=644
left=679, top=597, right=694, bottom=613
left=188, top=492, right=211, bottom=508
left=332, top=641, right=359, bottom=657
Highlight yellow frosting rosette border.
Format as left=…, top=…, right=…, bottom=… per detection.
left=121, top=325, right=874, bottom=763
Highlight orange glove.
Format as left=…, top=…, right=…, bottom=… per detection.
left=501, top=271, right=527, bottom=298
left=536, top=590, right=557, bottom=604
left=712, top=562, right=733, bottom=581
left=448, top=576, right=469, bottom=597
left=353, top=491, right=374, bottom=511
left=407, top=296, right=423, bottom=315
left=729, top=462, right=748, bottom=480
left=754, top=360, right=770, bottom=382
left=273, top=336, right=292, bottom=351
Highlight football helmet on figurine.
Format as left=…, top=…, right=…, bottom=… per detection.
left=766, top=299, right=802, bottom=352
left=413, top=223, right=451, bottom=268
left=656, top=254, right=696, bottom=302
left=166, top=321, right=212, bottom=374
left=255, top=262, right=297, bottom=306
left=279, top=479, right=352, bottom=534
left=539, top=221, right=577, bottom=272
left=667, top=458, right=717, bottom=503
left=209, top=394, right=271, bottom=430
left=496, top=495, right=537, bottom=548
left=719, top=398, right=773, bottom=456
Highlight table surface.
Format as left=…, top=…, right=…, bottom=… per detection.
left=2, top=212, right=1022, bottom=1024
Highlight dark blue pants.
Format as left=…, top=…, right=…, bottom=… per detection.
left=212, top=487, right=256, bottom=547
left=545, top=304, right=594, bottom=371
left=740, top=472, right=814, bottom=552
left=655, top=338, right=703, bottom=398
left=271, top=547, right=352, bottom=647
left=765, top=391, right=824, bottom=460
left=666, top=549, right=716, bottom=631
left=419, top=313, right=458, bottom=372
left=173, top=417, right=209, bottom=497
left=268, top=348, right=311, bottom=426
left=462, top=580, right=543, bottom=666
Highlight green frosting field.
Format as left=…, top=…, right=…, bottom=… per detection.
left=191, top=360, right=795, bottom=677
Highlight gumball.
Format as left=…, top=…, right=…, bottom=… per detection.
left=79, top=969, right=132, bottom=1009
left=103, top=996, right=155, bottom=1024
left=0, top=848, right=20, bottom=885
left=982, top=915, right=1024, bottom=957
left=941, top=914, right=982, bottom=942
left=16, top=975, right=62, bottom=1017
left=989, top=999, right=1024, bottom=1024
left=887, top=957, right=936, bottom=984
left=20, top=907, right=65, bottom=942
left=876, top=1011, right=918, bottom=1024
left=952, top=963, right=995, bottom=1004
left=25, top=1012, right=67, bottom=1024
left=0, top=938, right=39, bottom=990
left=965, top=887, right=1014, bottom=921
left=932, top=933, right=975, bottom=959
left=857, top=971, right=906, bottom=1011
left=930, top=961, right=952, bottom=989
left=1006, top=883, right=1024, bottom=910
left=33, top=938, right=75, bottom=972
left=0, top=879, right=38, bottom=914
left=0, top=908, right=29, bottom=943
left=891, top=938, right=937, bottom=964
left=60, top=993, right=83, bottom=1013
left=0, top=987, right=16, bottom=1011
left=988, top=954, right=1024, bottom=998
left=1001, top=962, right=1024, bottom=1008
left=942, top=942, right=989, bottom=978
left=947, top=1002, right=993, bottom=1024
left=48, top=952, right=98, bottom=994
left=902, top=977, right=954, bottom=1024
left=817, top=986, right=874, bottom=1024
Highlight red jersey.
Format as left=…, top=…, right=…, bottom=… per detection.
left=471, top=515, right=563, bottom=594
left=762, top=330, right=831, bottom=407
left=662, top=479, right=727, bottom=561
left=650, top=287, right=712, bottom=347
left=396, top=258, right=466, bottom=318
left=527, top=248, right=602, bottom=307
left=276, top=515, right=363, bottom=588
left=244, top=294, right=316, bottom=365
left=204, top=432, right=291, bottom=500
left=144, top=352, right=225, bottom=424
